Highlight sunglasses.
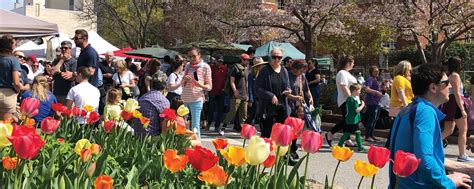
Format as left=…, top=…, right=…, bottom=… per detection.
left=61, top=47, right=70, bottom=50
left=271, top=56, right=283, bottom=60
left=15, top=55, right=26, bottom=60
left=438, top=80, right=449, bottom=86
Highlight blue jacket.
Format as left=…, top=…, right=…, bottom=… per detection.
left=389, top=98, right=454, bottom=189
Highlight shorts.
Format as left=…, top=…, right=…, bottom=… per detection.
left=441, top=94, right=466, bottom=121
left=0, top=88, right=18, bottom=114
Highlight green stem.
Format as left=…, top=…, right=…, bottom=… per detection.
left=357, top=176, right=364, bottom=189
left=273, top=146, right=281, bottom=189
left=303, top=153, right=310, bottom=188
left=224, top=166, right=235, bottom=189
left=330, top=161, right=341, bottom=189
left=256, top=164, right=261, bottom=187
left=285, top=145, right=290, bottom=178
left=242, top=139, right=246, bottom=148
left=371, top=174, right=376, bottom=189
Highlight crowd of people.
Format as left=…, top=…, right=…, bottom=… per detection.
left=1, top=29, right=474, bottom=187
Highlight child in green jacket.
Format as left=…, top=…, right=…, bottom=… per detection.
left=338, top=84, right=367, bottom=152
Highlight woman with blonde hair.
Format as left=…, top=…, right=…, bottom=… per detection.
left=389, top=60, right=414, bottom=117
left=21, top=75, right=57, bottom=123
left=113, top=60, right=136, bottom=100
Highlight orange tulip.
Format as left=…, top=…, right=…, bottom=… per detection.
left=163, top=149, right=188, bottom=173
left=262, top=153, right=276, bottom=168
left=132, top=110, right=142, bottom=118
left=80, top=148, right=92, bottom=162
left=212, top=138, right=228, bottom=150
left=332, top=146, right=354, bottom=162
left=139, top=117, right=150, bottom=128
left=2, top=156, right=19, bottom=170
left=25, top=118, right=35, bottom=127
left=198, top=165, right=229, bottom=187
left=175, top=124, right=187, bottom=135
left=90, top=144, right=101, bottom=155
left=94, top=175, right=113, bottom=189
left=220, top=146, right=246, bottom=167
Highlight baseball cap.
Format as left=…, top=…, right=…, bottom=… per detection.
left=240, top=53, right=250, bottom=60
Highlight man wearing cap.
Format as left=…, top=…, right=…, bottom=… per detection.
left=51, top=41, right=77, bottom=104
left=25, top=55, right=43, bottom=83
left=219, top=53, right=250, bottom=135
left=207, top=54, right=228, bottom=131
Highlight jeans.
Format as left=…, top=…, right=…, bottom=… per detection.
left=222, top=97, right=248, bottom=131
left=207, top=94, right=226, bottom=129
left=186, top=100, right=203, bottom=138
left=310, top=85, right=321, bottom=107
left=365, top=105, right=381, bottom=138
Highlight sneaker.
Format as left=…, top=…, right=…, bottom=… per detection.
left=457, top=154, right=474, bottom=162
left=443, top=139, right=448, bottom=148
left=218, top=128, right=225, bottom=136
left=290, top=152, right=300, bottom=160
left=345, top=140, right=356, bottom=147
left=325, top=133, right=333, bottom=147
left=357, top=146, right=368, bottom=153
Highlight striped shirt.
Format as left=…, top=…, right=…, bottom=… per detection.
left=181, top=60, right=212, bottom=103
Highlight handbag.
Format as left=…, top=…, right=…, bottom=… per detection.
left=116, top=74, right=132, bottom=100
left=300, top=76, right=320, bottom=132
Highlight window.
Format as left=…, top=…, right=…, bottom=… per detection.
left=277, top=0, right=285, bottom=10
left=466, top=31, right=472, bottom=44
left=69, top=0, right=74, bottom=10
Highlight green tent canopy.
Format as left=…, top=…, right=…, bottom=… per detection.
left=255, top=41, right=305, bottom=60
left=231, top=43, right=252, bottom=51
left=124, top=45, right=180, bottom=59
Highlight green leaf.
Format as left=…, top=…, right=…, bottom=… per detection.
left=324, top=175, right=329, bottom=189
left=276, top=166, right=288, bottom=189
left=59, top=175, right=66, bottom=189
left=287, top=154, right=308, bottom=186
left=93, top=152, right=108, bottom=177
left=125, top=166, right=139, bottom=189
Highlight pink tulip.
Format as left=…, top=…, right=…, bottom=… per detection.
left=393, top=150, right=421, bottom=178
left=241, top=124, right=257, bottom=139
left=20, top=97, right=40, bottom=118
left=284, top=117, right=304, bottom=139
left=40, top=117, right=60, bottom=134
left=271, top=123, right=294, bottom=146
left=301, top=130, right=323, bottom=154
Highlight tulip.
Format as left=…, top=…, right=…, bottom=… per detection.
left=83, top=105, right=94, bottom=112
left=262, top=153, right=276, bottom=168
left=72, top=106, right=82, bottom=117
left=123, top=99, right=139, bottom=112
left=132, top=110, right=142, bottom=118
left=271, top=123, right=294, bottom=146
left=87, top=111, right=100, bottom=125
left=120, top=111, right=133, bottom=121
left=94, top=175, right=113, bottom=189
left=263, top=137, right=274, bottom=152
left=244, top=136, right=270, bottom=165
left=368, top=146, right=390, bottom=168
left=177, top=105, right=189, bottom=117
left=107, top=107, right=121, bottom=120
left=74, top=139, right=91, bottom=155
left=0, top=122, right=13, bottom=149
left=240, top=124, right=257, bottom=140
left=90, top=144, right=101, bottom=154
left=354, top=160, right=379, bottom=177
left=301, top=131, right=323, bottom=154
left=81, top=109, right=88, bottom=117
left=2, top=156, right=19, bottom=170
left=40, top=117, right=60, bottom=134
left=86, top=162, right=96, bottom=177
left=284, top=117, right=304, bottom=139
left=57, top=138, right=65, bottom=143
left=25, top=118, right=35, bottom=127
left=62, top=108, right=72, bottom=117
left=186, top=146, right=218, bottom=171
left=220, top=145, right=246, bottom=167
left=163, top=149, right=188, bottom=173
left=19, top=97, right=40, bottom=118
left=212, top=138, right=228, bottom=150
left=160, top=108, right=177, bottom=121
left=80, top=148, right=92, bottom=162
left=332, top=146, right=354, bottom=162
left=139, top=117, right=150, bottom=129
left=198, top=165, right=229, bottom=187
left=7, top=125, right=45, bottom=159
left=393, top=150, right=420, bottom=178
left=276, top=145, right=289, bottom=157
left=103, top=120, right=116, bottom=133
left=52, top=103, right=67, bottom=113
left=175, top=123, right=187, bottom=135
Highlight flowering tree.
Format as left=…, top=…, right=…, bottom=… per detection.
left=365, top=0, right=474, bottom=64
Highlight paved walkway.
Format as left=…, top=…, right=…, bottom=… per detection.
left=200, top=127, right=474, bottom=188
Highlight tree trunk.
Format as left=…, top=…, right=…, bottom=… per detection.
left=303, top=24, right=314, bottom=59
left=412, top=31, right=428, bottom=64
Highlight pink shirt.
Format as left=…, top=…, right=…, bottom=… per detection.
left=181, top=60, right=212, bottom=103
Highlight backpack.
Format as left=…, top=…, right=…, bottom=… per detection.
left=222, top=64, right=244, bottom=95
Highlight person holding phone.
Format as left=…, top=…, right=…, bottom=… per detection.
left=255, top=48, right=291, bottom=138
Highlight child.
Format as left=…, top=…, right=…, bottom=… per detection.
left=103, top=88, right=122, bottom=121
left=338, top=84, right=367, bottom=152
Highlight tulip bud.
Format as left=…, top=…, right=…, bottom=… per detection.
left=86, top=162, right=96, bottom=177
left=240, top=124, right=257, bottom=140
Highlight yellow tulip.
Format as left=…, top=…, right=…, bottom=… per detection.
left=332, top=146, right=354, bottom=162
left=0, top=122, right=13, bottom=149
left=74, top=139, right=91, bottom=155
left=83, top=105, right=94, bottom=112
left=177, top=105, right=189, bottom=117
left=275, top=145, right=289, bottom=157
left=132, top=110, right=142, bottom=118
left=123, top=99, right=139, bottom=112
left=353, top=160, right=379, bottom=177
left=244, top=136, right=270, bottom=165
left=220, top=146, right=246, bottom=167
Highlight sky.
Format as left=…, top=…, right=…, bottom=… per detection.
left=0, top=0, right=23, bottom=11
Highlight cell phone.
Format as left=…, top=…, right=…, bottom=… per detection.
left=193, top=71, right=199, bottom=81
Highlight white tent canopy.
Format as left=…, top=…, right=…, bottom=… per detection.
left=87, top=30, right=119, bottom=54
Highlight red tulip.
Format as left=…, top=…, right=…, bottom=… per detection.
left=7, top=125, right=45, bottom=159
left=368, top=145, right=390, bottom=168
left=160, top=108, right=177, bottom=121
left=301, top=130, right=323, bottom=154
left=40, top=117, right=60, bottom=134
left=185, top=146, right=218, bottom=171
left=72, top=107, right=82, bottom=117
left=240, top=124, right=257, bottom=139
left=63, top=109, right=72, bottom=117
left=284, top=117, right=304, bottom=139
left=52, top=103, right=67, bottom=113
left=120, top=111, right=133, bottom=121
left=81, top=109, right=88, bottom=117
left=103, top=120, right=116, bottom=133
left=57, top=138, right=65, bottom=143
left=87, top=112, right=100, bottom=125
left=20, top=97, right=40, bottom=118
left=393, top=150, right=421, bottom=178
left=262, top=153, right=276, bottom=168
left=271, top=123, right=294, bottom=146
left=263, top=137, right=274, bottom=152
